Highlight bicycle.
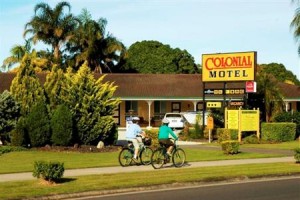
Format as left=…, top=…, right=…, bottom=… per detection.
left=151, top=139, right=186, bottom=169
left=118, top=137, right=153, bottom=167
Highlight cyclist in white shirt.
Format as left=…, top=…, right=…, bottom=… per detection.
left=125, top=117, right=145, bottom=161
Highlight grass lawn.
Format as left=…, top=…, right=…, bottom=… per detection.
left=0, top=141, right=299, bottom=199
left=0, top=162, right=299, bottom=199
left=0, top=146, right=285, bottom=174
left=204, top=140, right=300, bottom=150
left=241, top=140, right=300, bottom=150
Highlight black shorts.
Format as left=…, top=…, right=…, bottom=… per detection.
left=159, top=139, right=174, bottom=148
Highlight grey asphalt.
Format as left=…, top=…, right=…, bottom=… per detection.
left=0, top=141, right=295, bottom=183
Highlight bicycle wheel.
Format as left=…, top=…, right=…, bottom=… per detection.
left=118, top=148, right=133, bottom=167
left=151, top=148, right=165, bottom=169
left=140, top=146, right=153, bottom=165
left=172, top=148, right=186, bottom=167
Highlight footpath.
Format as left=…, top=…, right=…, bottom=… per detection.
left=0, top=141, right=295, bottom=183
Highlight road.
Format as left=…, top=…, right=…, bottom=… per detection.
left=71, top=176, right=300, bottom=200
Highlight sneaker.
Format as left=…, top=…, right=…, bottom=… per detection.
left=132, top=157, right=139, bottom=162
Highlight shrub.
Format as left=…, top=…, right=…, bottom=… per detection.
left=0, top=146, right=27, bottom=155
left=294, top=148, right=300, bottom=163
left=193, top=114, right=203, bottom=138
left=32, top=161, right=64, bottom=183
left=10, top=117, right=29, bottom=147
left=51, top=105, right=73, bottom=146
left=243, top=134, right=260, bottom=144
left=180, top=126, right=189, bottom=141
left=188, top=127, right=202, bottom=139
left=261, top=123, right=296, bottom=142
left=0, top=90, right=20, bottom=143
left=217, top=128, right=238, bottom=143
left=145, top=129, right=159, bottom=148
left=221, top=140, right=240, bottom=154
left=27, top=101, right=51, bottom=147
left=102, top=123, right=118, bottom=146
left=274, top=111, right=300, bottom=139
left=211, top=111, right=224, bottom=128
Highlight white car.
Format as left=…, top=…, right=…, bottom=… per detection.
left=181, top=111, right=210, bottom=125
left=163, top=113, right=187, bottom=129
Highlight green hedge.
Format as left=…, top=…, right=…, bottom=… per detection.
left=294, top=148, right=300, bottom=163
left=274, top=111, right=300, bottom=139
left=261, top=122, right=296, bottom=142
left=221, top=140, right=240, bottom=154
left=217, top=128, right=238, bottom=143
left=0, top=146, right=27, bottom=155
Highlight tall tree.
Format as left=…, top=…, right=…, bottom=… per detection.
left=24, top=1, right=79, bottom=63
left=121, top=40, right=198, bottom=74
left=67, top=9, right=126, bottom=73
left=61, top=62, right=120, bottom=144
left=44, top=65, right=68, bottom=109
left=1, top=40, right=55, bottom=73
left=291, top=0, right=300, bottom=55
left=260, top=63, right=300, bottom=86
left=1, top=40, right=31, bottom=72
left=26, top=100, right=51, bottom=147
left=256, top=68, right=284, bottom=122
left=10, top=54, right=45, bottom=115
left=0, top=91, right=20, bottom=140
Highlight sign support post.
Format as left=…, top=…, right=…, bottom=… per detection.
left=207, top=116, right=214, bottom=143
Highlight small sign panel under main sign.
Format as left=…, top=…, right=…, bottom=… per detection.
left=204, top=89, right=245, bottom=95
left=206, top=102, right=222, bottom=108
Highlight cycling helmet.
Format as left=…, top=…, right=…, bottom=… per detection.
left=162, top=118, right=169, bottom=124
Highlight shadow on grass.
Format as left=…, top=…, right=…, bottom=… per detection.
left=56, top=177, right=77, bottom=184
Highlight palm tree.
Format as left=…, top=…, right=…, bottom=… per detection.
left=67, top=9, right=126, bottom=73
left=1, top=39, right=54, bottom=72
left=256, top=68, right=284, bottom=122
left=24, top=1, right=79, bottom=63
left=1, top=40, right=31, bottom=72
left=291, top=0, right=300, bottom=54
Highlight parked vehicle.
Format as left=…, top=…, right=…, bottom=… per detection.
left=163, top=113, right=188, bottom=129
left=181, top=111, right=210, bottom=125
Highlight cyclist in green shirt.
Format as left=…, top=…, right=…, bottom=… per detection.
left=158, top=118, right=178, bottom=156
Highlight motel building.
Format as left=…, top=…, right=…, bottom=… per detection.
left=0, top=52, right=300, bottom=128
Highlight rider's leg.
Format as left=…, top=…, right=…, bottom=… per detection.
left=167, top=146, right=173, bottom=156
left=167, top=139, right=175, bottom=156
left=131, top=139, right=139, bottom=159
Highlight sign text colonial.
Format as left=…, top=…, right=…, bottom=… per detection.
left=202, top=51, right=256, bottom=82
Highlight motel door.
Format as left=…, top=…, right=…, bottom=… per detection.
left=171, top=102, right=181, bottom=113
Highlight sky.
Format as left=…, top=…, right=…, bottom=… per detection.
left=0, top=0, right=300, bottom=79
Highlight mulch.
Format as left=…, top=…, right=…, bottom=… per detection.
left=35, top=144, right=120, bottom=153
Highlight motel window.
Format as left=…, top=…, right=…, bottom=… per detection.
left=154, top=101, right=166, bottom=114
left=113, top=104, right=120, bottom=125
left=125, top=101, right=138, bottom=114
